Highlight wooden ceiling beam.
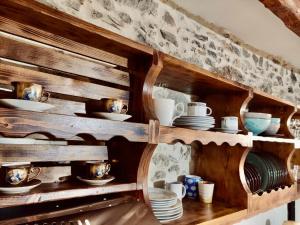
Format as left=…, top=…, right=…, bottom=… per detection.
left=260, top=0, right=300, bottom=37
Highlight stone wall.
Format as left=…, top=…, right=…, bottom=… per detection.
left=37, top=0, right=300, bottom=188
left=38, top=0, right=300, bottom=104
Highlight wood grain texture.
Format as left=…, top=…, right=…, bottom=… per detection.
left=169, top=199, right=247, bottom=225
left=0, top=145, right=108, bottom=162
left=247, top=185, right=297, bottom=213
left=0, top=182, right=138, bottom=208
left=0, top=0, right=153, bottom=58
left=159, top=127, right=252, bottom=147
left=0, top=35, right=130, bottom=87
left=0, top=108, right=149, bottom=142
left=0, top=62, right=129, bottom=100
left=0, top=196, right=133, bottom=225
left=0, top=16, right=128, bottom=67
left=195, top=143, right=249, bottom=208
left=156, top=53, right=250, bottom=96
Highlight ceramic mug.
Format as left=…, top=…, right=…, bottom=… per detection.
left=13, top=82, right=50, bottom=102
left=86, top=99, right=128, bottom=114
left=187, top=102, right=212, bottom=117
left=84, top=161, right=111, bottom=179
left=184, top=175, right=202, bottom=199
left=166, top=182, right=186, bottom=200
left=221, top=116, right=238, bottom=130
left=198, top=181, right=215, bottom=204
left=0, top=162, right=41, bottom=186
left=153, top=98, right=184, bottom=126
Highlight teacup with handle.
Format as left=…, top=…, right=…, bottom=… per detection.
left=153, top=98, right=184, bottom=126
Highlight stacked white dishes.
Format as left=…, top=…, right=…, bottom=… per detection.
left=173, top=116, right=215, bottom=130
left=149, top=188, right=183, bottom=223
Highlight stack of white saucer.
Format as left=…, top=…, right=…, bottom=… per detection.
left=149, top=188, right=183, bottom=223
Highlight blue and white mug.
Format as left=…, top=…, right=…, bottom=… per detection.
left=184, top=175, right=202, bottom=199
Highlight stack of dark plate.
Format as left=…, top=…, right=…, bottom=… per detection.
left=245, top=152, right=288, bottom=193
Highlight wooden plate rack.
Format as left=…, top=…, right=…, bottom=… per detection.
left=0, top=1, right=300, bottom=224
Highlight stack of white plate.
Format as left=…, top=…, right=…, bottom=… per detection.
left=173, top=116, right=215, bottom=130
left=149, top=188, right=183, bottom=223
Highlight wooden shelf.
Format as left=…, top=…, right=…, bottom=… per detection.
left=0, top=108, right=149, bottom=142
left=0, top=196, right=134, bottom=225
left=169, top=199, right=247, bottom=225
left=159, top=126, right=252, bottom=147
left=157, top=53, right=250, bottom=96
left=247, top=185, right=297, bottom=213
left=252, top=135, right=296, bottom=144
left=0, top=181, right=139, bottom=208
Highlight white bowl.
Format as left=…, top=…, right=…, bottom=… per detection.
left=244, top=112, right=272, bottom=119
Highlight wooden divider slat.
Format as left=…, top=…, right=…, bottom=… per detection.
left=0, top=145, right=108, bottom=162
left=0, top=0, right=153, bottom=59
left=0, top=35, right=130, bottom=86
left=46, top=98, right=85, bottom=115
left=0, top=108, right=148, bottom=142
left=0, top=16, right=128, bottom=68
left=0, top=62, right=129, bottom=100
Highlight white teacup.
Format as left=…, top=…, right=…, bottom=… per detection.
left=153, top=98, right=184, bottom=126
left=166, top=182, right=186, bottom=200
left=187, top=102, right=212, bottom=117
left=198, top=181, right=214, bottom=204
left=221, top=116, right=238, bottom=130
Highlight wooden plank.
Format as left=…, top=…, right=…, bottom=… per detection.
left=0, top=145, right=108, bottom=162
left=157, top=53, right=251, bottom=96
left=0, top=196, right=133, bottom=225
left=0, top=62, right=129, bottom=100
left=0, top=182, right=138, bottom=208
left=0, top=35, right=130, bottom=86
left=159, top=127, right=252, bottom=147
left=0, top=137, right=67, bottom=145
left=0, top=0, right=153, bottom=58
left=0, top=16, right=128, bottom=68
left=0, top=108, right=149, bottom=142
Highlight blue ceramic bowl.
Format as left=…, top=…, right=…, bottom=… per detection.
left=264, top=118, right=281, bottom=135
left=244, top=117, right=271, bottom=135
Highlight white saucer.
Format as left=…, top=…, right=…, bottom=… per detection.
left=0, top=99, right=54, bottom=112
left=91, top=112, right=132, bottom=121
left=149, top=188, right=177, bottom=202
left=77, top=175, right=115, bottom=186
left=0, top=179, right=41, bottom=194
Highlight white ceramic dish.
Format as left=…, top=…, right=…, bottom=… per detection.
left=159, top=212, right=183, bottom=223
left=244, top=112, right=271, bottom=119
left=152, top=200, right=182, bottom=211
left=91, top=112, right=132, bottom=121
left=0, top=99, right=54, bottom=112
left=77, top=175, right=115, bottom=186
left=0, top=179, right=41, bottom=194
left=149, top=188, right=177, bottom=202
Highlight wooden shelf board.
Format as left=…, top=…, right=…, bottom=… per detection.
left=0, top=181, right=138, bottom=208
left=252, top=89, right=296, bottom=108
left=0, top=0, right=153, bottom=61
left=168, top=199, right=247, bottom=225
left=252, top=135, right=296, bottom=144
left=0, top=196, right=134, bottom=225
left=157, top=53, right=250, bottom=96
left=0, top=108, right=149, bottom=142
left=159, top=126, right=252, bottom=147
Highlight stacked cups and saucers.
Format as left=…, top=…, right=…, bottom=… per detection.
left=0, top=82, right=54, bottom=112
left=173, top=102, right=215, bottom=130
left=149, top=182, right=185, bottom=223
left=85, top=98, right=131, bottom=121
left=76, top=161, right=115, bottom=186
left=0, top=162, right=42, bottom=194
